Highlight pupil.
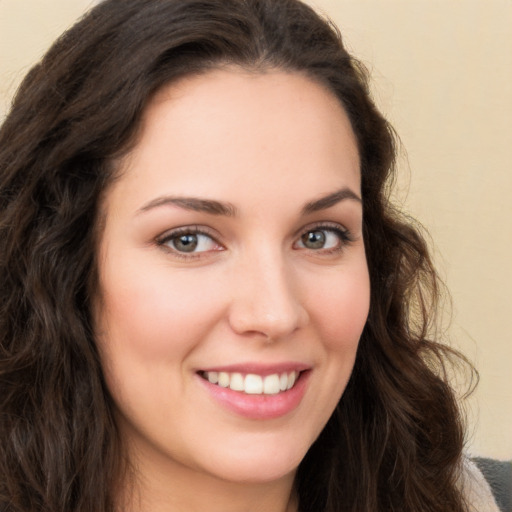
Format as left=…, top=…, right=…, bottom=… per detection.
left=175, top=234, right=198, bottom=252
left=303, top=230, right=325, bottom=249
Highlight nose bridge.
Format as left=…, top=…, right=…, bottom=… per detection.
left=228, top=244, right=307, bottom=340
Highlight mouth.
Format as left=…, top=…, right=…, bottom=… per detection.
left=197, top=366, right=311, bottom=419
left=198, top=370, right=303, bottom=395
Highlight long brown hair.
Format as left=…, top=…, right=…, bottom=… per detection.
left=0, top=1, right=472, bottom=510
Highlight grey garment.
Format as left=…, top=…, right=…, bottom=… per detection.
left=462, top=458, right=501, bottom=512
left=472, top=458, right=512, bottom=512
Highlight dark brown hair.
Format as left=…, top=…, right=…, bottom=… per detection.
left=0, top=1, right=472, bottom=510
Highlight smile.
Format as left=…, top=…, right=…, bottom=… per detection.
left=200, top=370, right=300, bottom=395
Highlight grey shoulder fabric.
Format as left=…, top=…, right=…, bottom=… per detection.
left=472, top=457, right=512, bottom=512
left=461, top=458, right=501, bottom=512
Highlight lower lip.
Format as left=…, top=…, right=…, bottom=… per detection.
left=198, top=371, right=310, bottom=420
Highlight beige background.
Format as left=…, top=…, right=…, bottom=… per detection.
left=1, top=0, right=510, bottom=460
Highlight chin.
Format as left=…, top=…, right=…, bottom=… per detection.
left=200, top=438, right=307, bottom=485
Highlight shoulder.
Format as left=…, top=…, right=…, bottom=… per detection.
left=459, top=457, right=501, bottom=512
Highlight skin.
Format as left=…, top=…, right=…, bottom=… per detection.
left=95, top=68, right=370, bottom=512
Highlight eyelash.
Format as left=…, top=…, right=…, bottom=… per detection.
left=156, top=222, right=354, bottom=259
left=156, top=226, right=221, bottom=260
left=295, top=222, right=354, bottom=255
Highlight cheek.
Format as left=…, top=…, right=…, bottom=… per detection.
left=95, top=258, right=225, bottom=362
left=296, top=261, right=369, bottom=437
left=308, top=262, right=370, bottom=351
left=94, top=264, right=227, bottom=426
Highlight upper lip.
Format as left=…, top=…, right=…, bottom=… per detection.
left=197, top=362, right=312, bottom=376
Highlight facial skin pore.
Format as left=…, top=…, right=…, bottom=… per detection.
left=95, top=68, right=370, bottom=512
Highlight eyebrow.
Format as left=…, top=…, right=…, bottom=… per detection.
left=138, top=196, right=237, bottom=216
left=301, top=187, right=362, bottom=214
left=137, top=186, right=361, bottom=217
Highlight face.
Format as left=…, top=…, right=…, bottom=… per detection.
left=95, top=69, right=370, bottom=489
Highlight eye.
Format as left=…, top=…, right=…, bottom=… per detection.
left=295, top=225, right=352, bottom=252
left=158, top=227, right=222, bottom=255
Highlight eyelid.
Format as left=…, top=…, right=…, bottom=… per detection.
left=295, top=221, right=352, bottom=239
left=293, top=221, right=355, bottom=251
left=154, top=221, right=355, bottom=260
left=156, top=225, right=224, bottom=258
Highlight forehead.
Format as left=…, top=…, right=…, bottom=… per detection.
left=108, top=68, right=360, bottom=214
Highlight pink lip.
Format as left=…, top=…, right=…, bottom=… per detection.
left=197, top=368, right=311, bottom=420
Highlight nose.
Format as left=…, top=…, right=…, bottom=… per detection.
left=227, top=251, right=309, bottom=341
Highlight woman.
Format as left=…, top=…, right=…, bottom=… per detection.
left=0, top=0, right=499, bottom=511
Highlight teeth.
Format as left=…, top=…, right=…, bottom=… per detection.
left=286, top=371, right=296, bottom=390
left=203, top=370, right=299, bottom=395
left=244, top=374, right=263, bottom=394
left=218, top=372, right=230, bottom=388
left=229, top=373, right=244, bottom=391
left=279, top=373, right=288, bottom=391
left=263, top=374, right=280, bottom=395
left=207, top=371, right=219, bottom=384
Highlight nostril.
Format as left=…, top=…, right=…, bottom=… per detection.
left=228, top=306, right=308, bottom=341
